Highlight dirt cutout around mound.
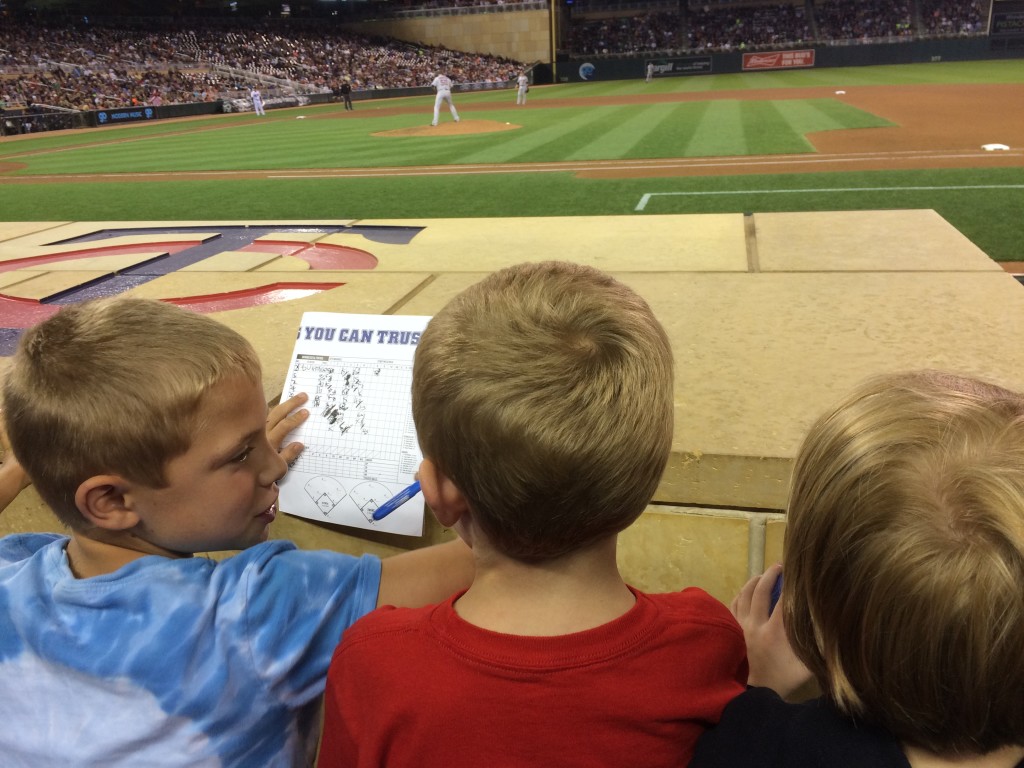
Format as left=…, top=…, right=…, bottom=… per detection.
left=373, top=119, right=520, bottom=137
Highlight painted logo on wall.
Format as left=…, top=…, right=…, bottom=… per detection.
left=0, top=223, right=422, bottom=356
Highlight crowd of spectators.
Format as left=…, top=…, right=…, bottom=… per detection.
left=569, top=0, right=988, bottom=56
left=194, top=26, right=517, bottom=91
left=0, top=21, right=520, bottom=118
left=918, top=0, right=988, bottom=36
left=569, top=12, right=681, bottom=56
left=813, top=0, right=914, bottom=42
left=686, top=3, right=811, bottom=52
left=1, top=67, right=222, bottom=113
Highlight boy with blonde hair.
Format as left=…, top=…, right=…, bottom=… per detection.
left=318, top=261, right=747, bottom=767
left=692, top=370, right=1024, bottom=768
left=0, top=297, right=472, bottom=767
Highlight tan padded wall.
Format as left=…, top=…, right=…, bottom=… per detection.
left=346, top=10, right=551, bottom=63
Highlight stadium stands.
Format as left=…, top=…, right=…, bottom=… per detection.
left=0, top=0, right=997, bottom=133
left=0, top=21, right=519, bottom=120
left=568, top=0, right=990, bottom=57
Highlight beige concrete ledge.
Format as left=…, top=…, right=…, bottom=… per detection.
left=3, top=212, right=1024, bottom=596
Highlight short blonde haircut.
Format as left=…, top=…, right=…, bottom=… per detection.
left=412, top=261, right=674, bottom=561
left=2, top=297, right=261, bottom=529
left=783, top=370, right=1024, bottom=754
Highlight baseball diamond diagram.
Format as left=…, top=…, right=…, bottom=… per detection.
left=279, top=312, right=429, bottom=536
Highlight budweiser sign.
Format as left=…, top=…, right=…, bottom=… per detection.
left=743, top=50, right=815, bottom=71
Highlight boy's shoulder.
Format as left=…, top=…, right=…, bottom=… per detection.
left=1, top=535, right=381, bottom=614
left=647, top=587, right=742, bottom=631
left=0, top=532, right=66, bottom=565
left=343, top=591, right=447, bottom=638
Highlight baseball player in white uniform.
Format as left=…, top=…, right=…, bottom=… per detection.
left=430, top=73, right=460, bottom=126
left=250, top=87, right=265, bottom=116
left=516, top=72, right=529, bottom=105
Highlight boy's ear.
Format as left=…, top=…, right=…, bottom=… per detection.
left=74, top=475, right=141, bottom=531
left=418, top=458, right=469, bottom=528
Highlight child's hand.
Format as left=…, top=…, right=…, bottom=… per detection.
left=732, top=563, right=812, bottom=699
left=267, top=393, right=309, bottom=466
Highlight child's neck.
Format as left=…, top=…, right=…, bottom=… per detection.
left=66, top=530, right=190, bottom=578
left=454, top=536, right=635, bottom=636
left=903, top=744, right=1024, bottom=768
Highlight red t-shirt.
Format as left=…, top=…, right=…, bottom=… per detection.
left=318, top=587, right=748, bottom=767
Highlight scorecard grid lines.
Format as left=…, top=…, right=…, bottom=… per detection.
left=290, top=356, right=416, bottom=484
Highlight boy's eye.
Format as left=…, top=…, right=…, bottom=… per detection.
left=231, top=447, right=253, bottom=463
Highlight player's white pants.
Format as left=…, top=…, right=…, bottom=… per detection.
left=516, top=86, right=527, bottom=105
left=253, top=100, right=265, bottom=116
left=432, top=92, right=459, bottom=125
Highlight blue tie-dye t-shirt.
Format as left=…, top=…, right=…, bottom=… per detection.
left=0, top=533, right=381, bottom=767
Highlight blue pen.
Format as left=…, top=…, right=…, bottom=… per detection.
left=371, top=480, right=421, bottom=521
left=769, top=573, right=783, bottom=614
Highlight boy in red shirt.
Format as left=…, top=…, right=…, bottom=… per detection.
left=318, top=261, right=747, bottom=767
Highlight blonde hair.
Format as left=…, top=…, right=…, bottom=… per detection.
left=412, top=261, right=674, bottom=561
left=2, top=297, right=261, bottom=529
left=783, top=370, right=1024, bottom=754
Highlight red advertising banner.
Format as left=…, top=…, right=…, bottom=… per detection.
left=742, top=50, right=816, bottom=71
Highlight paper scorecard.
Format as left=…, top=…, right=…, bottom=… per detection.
left=278, top=312, right=431, bottom=536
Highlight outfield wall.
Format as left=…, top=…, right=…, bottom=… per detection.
left=553, top=37, right=1013, bottom=83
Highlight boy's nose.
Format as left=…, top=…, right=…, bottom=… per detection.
left=259, top=443, right=289, bottom=486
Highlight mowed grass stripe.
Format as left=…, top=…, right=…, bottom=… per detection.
left=688, top=100, right=747, bottom=156
left=739, top=101, right=812, bottom=155
left=0, top=115, right=266, bottom=159
left=565, top=103, right=679, bottom=161
left=18, top=116, right=436, bottom=172
left=797, top=98, right=895, bottom=129
left=627, top=101, right=711, bottom=157
left=18, top=121, right=290, bottom=173
left=456, top=105, right=624, bottom=164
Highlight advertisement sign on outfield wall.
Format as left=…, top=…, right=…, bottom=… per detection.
left=87, top=101, right=222, bottom=127
left=742, top=50, right=816, bottom=71
left=95, top=108, right=156, bottom=125
left=647, top=57, right=713, bottom=77
left=991, top=10, right=1024, bottom=37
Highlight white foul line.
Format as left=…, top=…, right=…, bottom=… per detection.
left=635, top=185, right=1024, bottom=211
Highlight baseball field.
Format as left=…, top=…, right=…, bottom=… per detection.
left=1, top=58, right=1023, bottom=261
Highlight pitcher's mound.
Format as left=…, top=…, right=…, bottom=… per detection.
left=375, top=119, right=521, bottom=137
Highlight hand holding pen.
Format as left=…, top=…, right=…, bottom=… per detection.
left=371, top=480, right=422, bottom=521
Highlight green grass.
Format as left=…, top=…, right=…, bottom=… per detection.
left=2, top=98, right=890, bottom=173
left=1, top=59, right=1023, bottom=259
